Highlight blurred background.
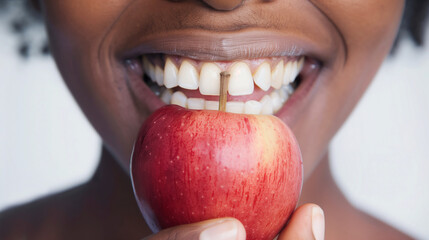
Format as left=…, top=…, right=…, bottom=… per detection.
left=0, top=1, right=428, bottom=239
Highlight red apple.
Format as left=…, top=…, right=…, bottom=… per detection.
left=131, top=105, right=302, bottom=240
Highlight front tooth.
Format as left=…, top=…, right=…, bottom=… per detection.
left=164, top=58, right=179, bottom=88
left=199, top=63, right=221, bottom=96
left=260, top=95, right=274, bottom=115
left=171, top=91, right=187, bottom=108
left=228, top=62, right=254, bottom=96
left=271, top=60, right=284, bottom=89
left=187, top=98, right=205, bottom=110
left=205, top=101, right=219, bottom=110
left=244, top=100, right=262, bottom=114
left=155, top=65, right=164, bottom=86
left=161, top=89, right=173, bottom=104
left=178, top=60, right=199, bottom=90
left=253, top=62, right=271, bottom=91
left=270, top=91, right=282, bottom=112
left=283, top=61, right=293, bottom=85
left=226, top=101, right=245, bottom=114
left=143, top=57, right=156, bottom=81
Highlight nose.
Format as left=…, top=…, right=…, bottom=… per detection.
left=201, top=0, right=244, bottom=11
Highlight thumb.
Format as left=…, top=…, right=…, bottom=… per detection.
left=279, top=204, right=325, bottom=240
left=144, top=218, right=246, bottom=240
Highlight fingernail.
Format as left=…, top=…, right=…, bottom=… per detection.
left=199, top=220, right=238, bottom=240
left=312, top=206, right=325, bottom=240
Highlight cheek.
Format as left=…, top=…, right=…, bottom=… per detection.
left=41, top=0, right=144, bottom=169
left=327, top=0, right=405, bottom=133
left=296, top=1, right=404, bottom=176
left=42, top=0, right=131, bottom=41
left=313, top=0, right=405, bottom=54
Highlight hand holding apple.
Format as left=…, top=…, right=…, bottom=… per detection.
left=141, top=204, right=324, bottom=240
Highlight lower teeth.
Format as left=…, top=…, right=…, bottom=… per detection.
left=144, top=73, right=297, bottom=115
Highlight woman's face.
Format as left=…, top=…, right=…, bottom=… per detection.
left=39, top=0, right=404, bottom=177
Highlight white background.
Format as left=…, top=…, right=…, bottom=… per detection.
left=1, top=7, right=428, bottom=239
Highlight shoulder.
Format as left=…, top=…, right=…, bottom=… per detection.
left=0, top=203, right=27, bottom=239
left=0, top=186, right=85, bottom=240
left=0, top=184, right=150, bottom=240
left=327, top=206, right=413, bottom=240
left=0, top=198, right=53, bottom=239
left=356, top=212, right=412, bottom=240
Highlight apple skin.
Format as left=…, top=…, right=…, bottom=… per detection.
left=131, top=105, right=302, bottom=240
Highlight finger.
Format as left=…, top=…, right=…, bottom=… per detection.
left=278, top=203, right=325, bottom=240
left=144, top=218, right=246, bottom=240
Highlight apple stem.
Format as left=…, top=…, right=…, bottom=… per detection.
left=219, top=71, right=230, bottom=112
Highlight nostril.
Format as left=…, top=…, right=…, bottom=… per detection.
left=202, top=0, right=244, bottom=11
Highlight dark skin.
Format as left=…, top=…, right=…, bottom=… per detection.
left=0, top=0, right=413, bottom=239
left=0, top=150, right=410, bottom=239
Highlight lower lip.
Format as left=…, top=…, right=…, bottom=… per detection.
left=124, top=57, right=322, bottom=124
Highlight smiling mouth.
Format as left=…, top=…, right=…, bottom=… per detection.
left=121, top=31, right=328, bottom=119
left=127, top=53, right=319, bottom=115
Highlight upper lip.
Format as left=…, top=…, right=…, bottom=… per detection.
left=118, top=30, right=333, bottom=65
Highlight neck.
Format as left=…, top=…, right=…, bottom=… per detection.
left=299, top=152, right=351, bottom=207
left=88, top=146, right=131, bottom=195
left=82, top=145, right=150, bottom=237
left=86, top=148, right=352, bottom=237
left=299, top=152, right=357, bottom=238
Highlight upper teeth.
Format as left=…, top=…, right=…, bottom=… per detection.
left=142, top=56, right=304, bottom=96
left=271, top=60, right=284, bottom=89
left=178, top=60, right=199, bottom=90
left=142, top=56, right=305, bottom=114
left=253, top=62, right=271, bottom=91
left=228, top=62, right=254, bottom=96
left=143, top=57, right=156, bottom=82
left=163, top=58, right=179, bottom=88
left=199, top=63, right=221, bottom=96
